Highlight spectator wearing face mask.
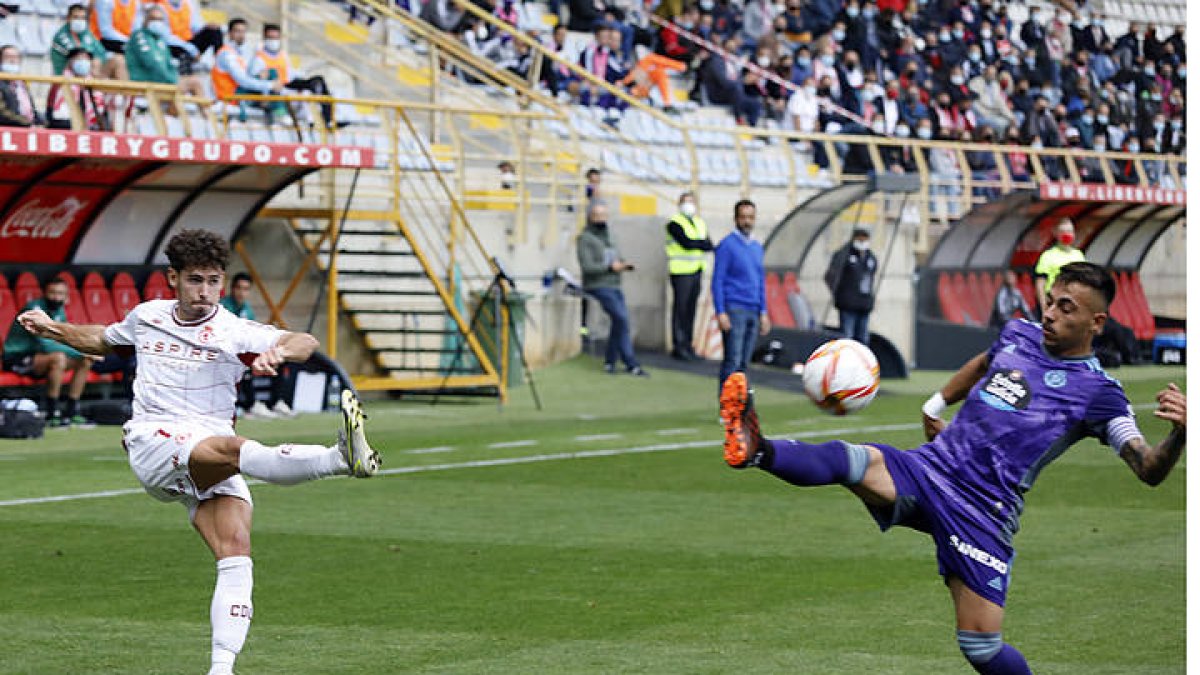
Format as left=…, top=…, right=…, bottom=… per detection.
left=249, top=23, right=335, bottom=129
left=0, top=45, right=43, bottom=127
left=46, top=49, right=110, bottom=131
left=699, top=37, right=761, bottom=126
left=127, top=4, right=206, bottom=97
left=211, top=18, right=283, bottom=118
left=52, top=4, right=128, bottom=80
left=824, top=227, right=877, bottom=346
left=2, top=277, right=93, bottom=427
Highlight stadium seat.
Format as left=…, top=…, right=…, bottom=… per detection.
left=937, top=272, right=969, bottom=325
left=965, top=272, right=990, bottom=325
left=14, top=271, right=40, bottom=308
left=81, top=272, right=119, bottom=326
left=110, top=272, right=141, bottom=317
left=1016, top=272, right=1038, bottom=313
left=764, top=272, right=796, bottom=329
left=143, top=271, right=173, bottom=300
left=54, top=271, right=89, bottom=324
left=950, top=272, right=978, bottom=325
left=0, top=285, right=17, bottom=345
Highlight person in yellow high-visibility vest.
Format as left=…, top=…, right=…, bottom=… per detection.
left=1034, top=218, right=1086, bottom=310
left=665, top=191, right=714, bottom=361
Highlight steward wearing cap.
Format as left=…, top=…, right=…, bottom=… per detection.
left=824, top=226, right=877, bottom=345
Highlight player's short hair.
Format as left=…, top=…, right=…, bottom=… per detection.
left=263, top=23, right=281, bottom=34
left=68, top=3, right=87, bottom=14
left=228, top=17, right=247, bottom=32
left=586, top=168, right=601, bottom=178
left=44, top=277, right=67, bottom=290
left=165, top=229, right=230, bottom=273
left=734, top=198, right=756, bottom=216
left=231, top=272, right=252, bottom=287
left=1054, top=262, right=1116, bottom=309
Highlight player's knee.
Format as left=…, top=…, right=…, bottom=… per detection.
left=957, top=629, right=1003, bottom=666
left=47, top=352, right=67, bottom=371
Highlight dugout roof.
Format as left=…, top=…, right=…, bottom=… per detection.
left=926, top=188, right=1185, bottom=271
left=0, top=128, right=374, bottom=266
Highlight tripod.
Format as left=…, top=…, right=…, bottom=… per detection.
left=431, top=268, right=543, bottom=410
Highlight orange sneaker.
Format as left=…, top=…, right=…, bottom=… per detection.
left=720, top=372, right=762, bottom=468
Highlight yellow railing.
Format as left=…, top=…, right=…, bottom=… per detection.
left=413, top=1, right=1186, bottom=239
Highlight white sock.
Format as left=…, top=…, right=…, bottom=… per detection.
left=209, top=556, right=253, bottom=675
left=238, top=440, right=348, bottom=485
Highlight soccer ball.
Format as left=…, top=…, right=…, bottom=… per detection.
left=801, top=339, right=880, bottom=415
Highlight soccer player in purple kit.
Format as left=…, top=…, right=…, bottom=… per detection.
left=719, top=262, right=1186, bottom=674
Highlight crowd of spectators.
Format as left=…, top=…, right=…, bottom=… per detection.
left=413, top=0, right=1184, bottom=182
left=0, top=1, right=335, bottom=130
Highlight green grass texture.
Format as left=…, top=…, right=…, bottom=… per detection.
left=0, top=358, right=1185, bottom=674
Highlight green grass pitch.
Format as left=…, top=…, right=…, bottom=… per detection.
left=0, top=358, right=1184, bottom=673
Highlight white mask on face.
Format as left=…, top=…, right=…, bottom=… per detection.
left=70, top=59, right=91, bottom=77
left=757, top=55, right=771, bottom=67
left=263, top=39, right=282, bottom=53
left=0, top=63, right=18, bottom=74
left=852, top=239, right=870, bottom=251
left=69, top=19, right=87, bottom=34
left=680, top=201, right=697, bottom=217
left=147, top=19, right=170, bottom=37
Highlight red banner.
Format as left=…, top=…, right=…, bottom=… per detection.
left=0, top=186, right=108, bottom=263
left=0, top=128, right=375, bottom=168
left=1040, top=182, right=1186, bottom=205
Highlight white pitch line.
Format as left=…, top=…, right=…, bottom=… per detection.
left=574, top=433, right=622, bottom=442
left=656, top=428, right=699, bottom=436
left=404, top=446, right=456, bottom=455
left=488, top=439, right=539, bottom=449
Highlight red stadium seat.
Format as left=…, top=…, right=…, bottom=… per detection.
left=937, top=272, right=970, bottom=325
left=55, top=271, right=90, bottom=324
left=765, top=272, right=796, bottom=328
left=81, top=272, right=105, bottom=290
left=110, top=272, right=140, bottom=317
left=1127, top=273, right=1156, bottom=340
left=950, top=272, right=978, bottom=325
left=1016, top=273, right=1037, bottom=313
left=81, top=278, right=119, bottom=326
left=14, top=271, right=40, bottom=308
left=0, top=286, right=17, bottom=347
left=143, top=270, right=173, bottom=300
left=965, top=272, right=992, bottom=324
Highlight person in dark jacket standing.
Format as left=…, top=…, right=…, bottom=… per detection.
left=712, top=199, right=768, bottom=391
left=824, top=226, right=877, bottom=345
left=577, top=202, right=648, bottom=377
left=665, top=191, right=713, bottom=361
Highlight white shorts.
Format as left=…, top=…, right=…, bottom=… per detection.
left=122, top=421, right=253, bottom=519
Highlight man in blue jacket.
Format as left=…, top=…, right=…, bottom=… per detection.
left=711, top=199, right=769, bottom=391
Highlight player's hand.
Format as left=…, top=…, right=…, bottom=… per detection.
left=922, top=413, right=946, bottom=441
left=716, top=312, right=731, bottom=331
left=759, top=314, right=771, bottom=335
left=1154, top=383, right=1186, bottom=430
left=17, top=309, right=53, bottom=337
left=250, top=345, right=285, bottom=376
left=270, top=79, right=284, bottom=93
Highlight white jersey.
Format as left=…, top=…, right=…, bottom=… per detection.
left=104, top=300, right=282, bottom=434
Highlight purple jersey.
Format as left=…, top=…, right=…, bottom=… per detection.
left=922, top=319, right=1137, bottom=516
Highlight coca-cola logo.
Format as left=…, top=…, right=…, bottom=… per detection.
left=0, top=197, right=86, bottom=239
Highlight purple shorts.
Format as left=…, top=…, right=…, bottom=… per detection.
left=865, top=444, right=1017, bottom=607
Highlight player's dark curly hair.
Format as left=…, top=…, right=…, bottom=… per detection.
left=1055, top=262, right=1116, bottom=308
left=164, top=229, right=230, bottom=272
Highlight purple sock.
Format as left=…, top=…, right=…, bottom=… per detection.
left=762, top=439, right=867, bottom=486
left=974, top=644, right=1032, bottom=675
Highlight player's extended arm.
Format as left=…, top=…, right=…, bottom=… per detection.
left=1119, top=384, right=1186, bottom=486
left=250, top=331, right=319, bottom=376
left=16, top=308, right=112, bottom=356
left=921, top=351, right=991, bottom=440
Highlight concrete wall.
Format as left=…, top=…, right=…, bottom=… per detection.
left=1138, top=222, right=1186, bottom=319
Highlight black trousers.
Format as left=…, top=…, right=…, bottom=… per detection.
left=669, top=271, right=702, bottom=355
left=287, top=76, right=333, bottom=126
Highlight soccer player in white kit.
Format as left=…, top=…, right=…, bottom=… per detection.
left=17, top=229, right=381, bottom=675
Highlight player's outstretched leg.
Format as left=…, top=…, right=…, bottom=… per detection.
left=232, top=390, right=379, bottom=484
left=719, top=372, right=869, bottom=486
left=339, top=389, right=380, bottom=478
